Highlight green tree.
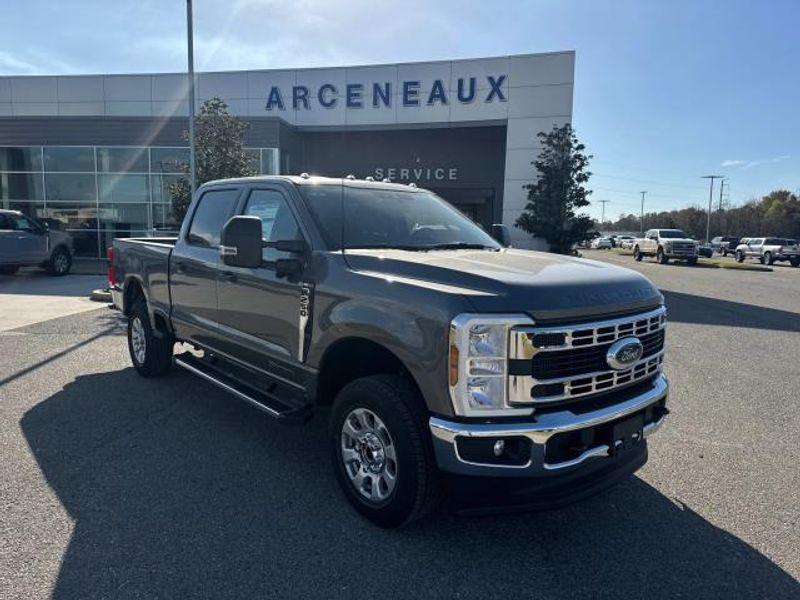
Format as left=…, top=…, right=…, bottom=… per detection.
left=170, top=97, right=257, bottom=222
left=515, top=124, right=595, bottom=254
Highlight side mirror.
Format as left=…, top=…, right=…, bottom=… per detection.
left=490, top=223, right=511, bottom=247
left=220, top=215, right=263, bottom=268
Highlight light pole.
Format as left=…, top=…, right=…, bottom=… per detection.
left=640, top=191, right=647, bottom=235
left=598, top=199, right=610, bottom=226
left=186, top=0, right=197, bottom=193
left=701, top=175, right=723, bottom=243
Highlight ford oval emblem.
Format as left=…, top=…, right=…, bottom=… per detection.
left=606, top=337, right=644, bottom=371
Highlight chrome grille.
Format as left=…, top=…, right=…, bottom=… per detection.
left=668, top=242, right=696, bottom=256
left=508, top=307, right=666, bottom=404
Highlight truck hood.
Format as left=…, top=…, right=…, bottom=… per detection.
left=660, top=238, right=696, bottom=244
left=344, top=248, right=663, bottom=322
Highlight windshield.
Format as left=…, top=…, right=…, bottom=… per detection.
left=660, top=230, right=689, bottom=239
left=301, top=184, right=500, bottom=251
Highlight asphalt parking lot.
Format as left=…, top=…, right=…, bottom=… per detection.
left=1, top=257, right=798, bottom=599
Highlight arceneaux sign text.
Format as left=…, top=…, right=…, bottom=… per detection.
left=265, top=75, right=507, bottom=111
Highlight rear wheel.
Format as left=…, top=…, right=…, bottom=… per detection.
left=791, top=257, right=800, bottom=268
left=633, top=246, right=643, bottom=262
left=0, top=265, right=19, bottom=275
left=127, top=301, right=173, bottom=377
left=47, top=247, right=72, bottom=276
left=736, top=251, right=745, bottom=263
left=657, top=248, right=669, bottom=264
left=330, top=374, right=440, bottom=528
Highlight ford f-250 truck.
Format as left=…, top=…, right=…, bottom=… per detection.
left=110, top=175, right=669, bottom=527
left=633, top=229, right=699, bottom=265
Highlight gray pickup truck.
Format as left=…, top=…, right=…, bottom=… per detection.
left=110, top=175, right=669, bottom=527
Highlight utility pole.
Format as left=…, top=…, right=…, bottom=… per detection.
left=718, top=178, right=726, bottom=211
left=598, top=199, right=610, bottom=226
left=701, top=175, right=723, bottom=243
left=186, top=0, right=197, bottom=193
left=639, top=191, right=647, bottom=235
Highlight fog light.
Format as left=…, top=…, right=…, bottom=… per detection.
left=493, top=439, right=505, bottom=457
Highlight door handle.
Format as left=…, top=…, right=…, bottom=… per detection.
left=220, top=271, right=238, bottom=283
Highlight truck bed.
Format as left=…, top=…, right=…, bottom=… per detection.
left=113, top=237, right=178, bottom=317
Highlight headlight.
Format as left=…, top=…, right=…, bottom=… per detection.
left=448, top=314, right=534, bottom=417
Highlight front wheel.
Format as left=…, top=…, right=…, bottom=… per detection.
left=762, top=252, right=773, bottom=265
left=686, top=257, right=698, bottom=266
left=657, top=248, right=669, bottom=264
left=47, top=247, right=72, bottom=276
left=791, top=257, right=800, bottom=268
left=633, top=247, right=643, bottom=261
left=330, top=374, right=441, bottom=528
left=127, top=302, right=173, bottom=377
left=736, top=251, right=745, bottom=263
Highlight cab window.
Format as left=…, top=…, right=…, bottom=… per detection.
left=243, top=189, right=301, bottom=262
left=187, top=189, right=240, bottom=248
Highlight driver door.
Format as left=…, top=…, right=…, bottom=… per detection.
left=216, top=186, right=308, bottom=375
left=8, top=214, right=48, bottom=262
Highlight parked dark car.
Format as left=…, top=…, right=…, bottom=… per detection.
left=710, top=236, right=740, bottom=256
left=110, top=175, right=670, bottom=527
left=0, top=209, right=74, bottom=275
left=697, top=244, right=714, bottom=258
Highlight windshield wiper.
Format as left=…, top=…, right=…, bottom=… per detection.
left=345, top=244, right=430, bottom=251
left=424, top=242, right=498, bottom=251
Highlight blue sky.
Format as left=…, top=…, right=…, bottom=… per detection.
left=1, top=0, right=797, bottom=221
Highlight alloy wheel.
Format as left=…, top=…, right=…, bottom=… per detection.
left=340, top=407, right=398, bottom=503
left=131, top=317, right=147, bottom=364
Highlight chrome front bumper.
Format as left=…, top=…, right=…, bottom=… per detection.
left=429, top=375, right=668, bottom=477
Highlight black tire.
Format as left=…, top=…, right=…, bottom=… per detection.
left=330, top=374, right=441, bottom=528
left=46, top=246, right=72, bottom=276
left=791, top=258, right=800, bottom=268
left=0, top=265, right=19, bottom=275
left=127, top=301, right=173, bottom=377
left=686, top=257, right=698, bottom=266
left=736, top=251, right=745, bottom=263
left=633, top=246, right=643, bottom=262
left=657, top=247, right=669, bottom=264
left=762, top=252, right=773, bottom=266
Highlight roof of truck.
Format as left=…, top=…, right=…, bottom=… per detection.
left=201, top=174, right=427, bottom=192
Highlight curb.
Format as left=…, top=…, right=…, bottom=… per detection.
left=90, top=289, right=112, bottom=302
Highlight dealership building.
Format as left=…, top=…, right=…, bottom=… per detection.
left=0, top=52, right=574, bottom=257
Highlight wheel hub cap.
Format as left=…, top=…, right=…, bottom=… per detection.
left=131, top=317, right=146, bottom=364
left=340, top=408, right=398, bottom=503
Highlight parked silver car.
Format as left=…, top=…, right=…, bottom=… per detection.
left=734, top=237, right=800, bottom=266
left=0, top=209, right=73, bottom=275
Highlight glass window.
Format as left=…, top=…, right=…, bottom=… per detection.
left=151, top=173, right=187, bottom=204
left=152, top=204, right=180, bottom=231
left=99, top=174, right=149, bottom=204
left=261, top=148, right=278, bottom=175
left=96, top=147, right=148, bottom=173
left=150, top=147, right=189, bottom=173
left=44, top=204, right=98, bottom=230
left=66, top=229, right=100, bottom=257
left=45, top=173, right=97, bottom=202
left=1, top=173, right=44, bottom=200
left=99, top=203, right=149, bottom=229
left=187, top=188, right=240, bottom=247
left=299, top=184, right=343, bottom=249
left=6, top=213, right=40, bottom=232
left=2, top=201, right=45, bottom=220
left=100, top=229, right=149, bottom=251
left=244, top=189, right=301, bottom=261
left=43, top=146, right=95, bottom=172
left=0, top=146, right=42, bottom=171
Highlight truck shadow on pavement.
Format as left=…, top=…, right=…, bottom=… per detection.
left=21, top=367, right=799, bottom=600
left=662, top=289, right=800, bottom=333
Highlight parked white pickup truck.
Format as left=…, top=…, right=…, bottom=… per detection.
left=734, top=237, right=800, bottom=266
left=633, top=229, right=698, bottom=265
